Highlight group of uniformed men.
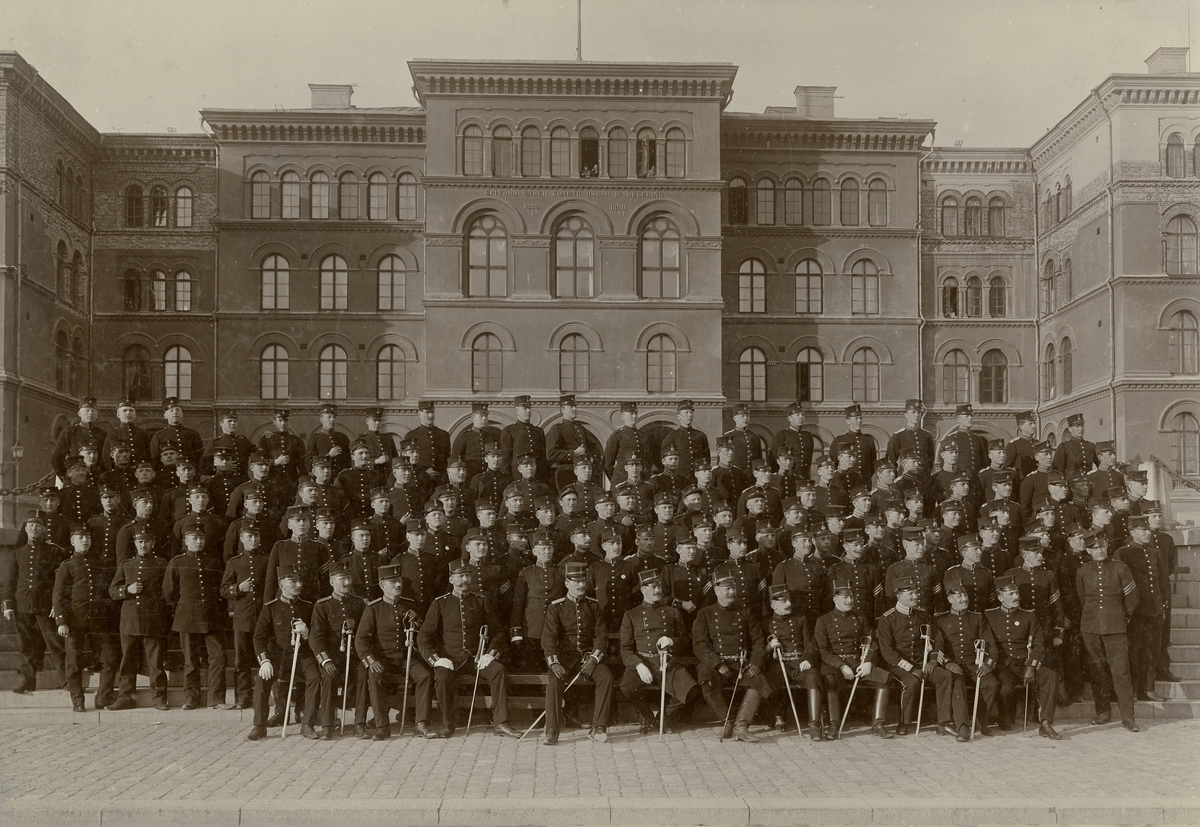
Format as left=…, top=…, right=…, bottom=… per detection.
left=1, top=392, right=1178, bottom=744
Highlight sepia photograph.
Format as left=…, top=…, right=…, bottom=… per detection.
left=1, top=1, right=1197, bottom=825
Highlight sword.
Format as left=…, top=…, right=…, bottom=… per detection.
left=1023, top=632, right=1033, bottom=736
left=718, top=649, right=745, bottom=743
left=839, top=636, right=872, bottom=738
left=915, top=624, right=931, bottom=736
left=281, top=623, right=301, bottom=740
left=772, top=636, right=803, bottom=735
left=519, top=666, right=584, bottom=741
left=399, top=616, right=417, bottom=735
left=465, top=624, right=488, bottom=736
left=658, top=648, right=669, bottom=741
left=339, top=618, right=355, bottom=735
left=970, top=638, right=985, bottom=742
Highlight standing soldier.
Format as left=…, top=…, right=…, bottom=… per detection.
left=540, top=561, right=614, bottom=744
left=545, top=394, right=605, bottom=490
left=309, top=562, right=368, bottom=739
left=618, top=570, right=699, bottom=734
left=52, top=524, right=120, bottom=711
left=452, top=402, right=503, bottom=484
left=103, top=399, right=151, bottom=470
left=88, top=486, right=128, bottom=566
left=264, top=507, right=331, bottom=604
left=410, top=400, right=451, bottom=488
left=659, top=400, right=710, bottom=483
left=501, top=395, right=549, bottom=483
left=772, top=530, right=829, bottom=626
left=417, top=560, right=521, bottom=738
left=605, top=402, right=655, bottom=485
left=770, top=403, right=814, bottom=479
left=149, top=397, right=204, bottom=468
left=830, top=404, right=877, bottom=483
left=815, top=580, right=894, bottom=738
left=933, top=574, right=1000, bottom=740
left=877, top=576, right=955, bottom=736
left=1005, top=411, right=1039, bottom=482
left=1053, top=413, right=1098, bottom=481
left=395, top=519, right=446, bottom=617
left=307, top=404, right=351, bottom=476
left=1087, top=441, right=1125, bottom=496
left=723, top=404, right=762, bottom=476
left=985, top=575, right=1061, bottom=738
left=164, top=525, right=229, bottom=709
left=337, top=440, right=383, bottom=521
left=2, top=513, right=68, bottom=694
left=341, top=519, right=388, bottom=603
left=244, top=566, right=320, bottom=740
left=692, top=571, right=772, bottom=742
left=1117, top=515, right=1170, bottom=702
left=764, top=584, right=824, bottom=740
left=259, top=409, right=307, bottom=499
left=107, top=527, right=170, bottom=711
left=509, top=534, right=566, bottom=671
left=1144, top=503, right=1181, bottom=683
left=358, top=408, right=399, bottom=473
left=1076, top=530, right=1139, bottom=730
left=651, top=445, right=689, bottom=507
left=52, top=397, right=108, bottom=480
left=887, top=399, right=934, bottom=471
left=939, top=404, right=990, bottom=480
left=204, top=411, right=255, bottom=477
left=220, top=524, right=269, bottom=709
left=204, top=447, right=244, bottom=520
left=1019, top=441, right=1056, bottom=518
left=663, top=537, right=711, bottom=629
left=943, top=534, right=996, bottom=614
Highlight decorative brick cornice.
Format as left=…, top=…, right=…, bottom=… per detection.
left=422, top=178, right=721, bottom=193
left=510, top=237, right=550, bottom=248
left=424, top=235, right=462, bottom=246
left=724, top=226, right=918, bottom=240
left=0, top=55, right=101, bottom=151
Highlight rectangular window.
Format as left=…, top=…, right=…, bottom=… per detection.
left=522, top=135, right=542, bottom=177
left=176, top=194, right=193, bottom=228
left=311, top=181, right=330, bottom=220
left=739, top=362, right=766, bottom=402
left=811, top=188, right=830, bottom=226
left=251, top=184, right=270, bottom=219
left=795, top=275, right=822, bottom=314
left=739, top=274, right=765, bottom=313
left=165, top=361, right=192, bottom=401
left=607, top=136, right=627, bottom=179
left=262, top=271, right=289, bottom=310
left=378, top=273, right=405, bottom=311
left=757, top=186, right=775, bottom=226
left=369, top=183, right=388, bottom=219
left=796, top=361, right=823, bottom=402
left=665, top=138, right=684, bottom=178
left=282, top=180, right=300, bottom=219
left=463, top=138, right=484, bottom=176
left=852, top=275, right=879, bottom=315
left=551, top=137, right=571, bottom=178
left=320, top=360, right=348, bottom=400
left=321, top=272, right=348, bottom=310
left=784, top=186, right=802, bottom=225
left=339, top=182, right=358, bottom=220
left=493, top=139, right=513, bottom=178
left=637, top=137, right=657, bottom=178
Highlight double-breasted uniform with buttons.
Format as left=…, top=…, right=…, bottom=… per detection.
left=53, top=551, right=119, bottom=705
left=304, top=591, right=363, bottom=727
left=830, top=431, right=877, bottom=482
left=887, top=427, right=935, bottom=471
left=604, top=425, right=655, bottom=484
left=541, top=594, right=614, bottom=731
left=769, top=428, right=814, bottom=478
left=264, top=539, right=331, bottom=604
left=766, top=611, right=820, bottom=691
left=220, top=549, right=269, bottom=706
left=451, top=425, right=504, bottom=483
left=692, top=602, right=771, bottom=696
left=877, top=605, right=954, bottom=723
left=501, top=420, right=549, bottom=481
left=418, top=590, right=510, bottom=728
left=984, top=605, right=1058, bottom=724
left=1117, top=541, right=1169, bottom=694
left=618, top=600, right=697, bottom=706
left=1053, top=437, right=1098, bottom=483
left=110, top=553, right=170, bottom=700
left=771, top=556, right=829, bottom=624
left=251, top=596, right=319, bottom=726
left=164, top=550, right=228, bottom=706
left=933, top=608, right=999, bottom=727
left=659, top=426, right=710, bottom=482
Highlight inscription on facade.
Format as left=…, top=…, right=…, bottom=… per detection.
left=486, top=188, right=664, bottom=198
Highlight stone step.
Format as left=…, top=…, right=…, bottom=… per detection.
left=1166, top=662, right=1200, bottom=680
left=1173, top=607, right=1200, bottom=627
left=1056, top=697, right=1199, bottom=719
left=1157, top=680, right=1200, bottom=699
left=1168, top=644, right=1200, bottom=662
left=1170, top=627, right=1200, bottom=644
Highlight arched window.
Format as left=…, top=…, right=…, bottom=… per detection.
left=521, top=127, right=542, bottom=177
left=988, top=197, right=1005, bottom=237
left=150, top=186, right=168, bottom=227
left=1063, top=176, right=1073, bottom=216
left=942, top=349, right=970, bottom=405
left=664, top=128, right=685, bottom=178
left=310, top=172, right=330, bottom=219
left=69, top=251, right=82, bottom=306
left=338, top=173, right=359, bottom=219
left=164, top=346, right=192, bottom=401
left=65, top=167, right=75, bottom=215
left=70, top=336, right=83, bottom=395
left=376, top=344, right=405, bottom=400
left=636, top=128, right=657, bottom=178
left=491, top=126, right=513, bottom=178
left=739, top=347, right=767, bottom=402
left=280, top=173, right=300, bottom=219
left=249, top=173, right=270, bottom=219
left=851, top=347, right=880, bottom=403
left=261, top=254, right=289, bottom=310
left=1054, top=183, right=1062, bottom=225
left=377, top=255, right=406, bottom=311
left=123, top=345, right=152, bottom=402
left=1041, top=260, right=1055, bottom=314
left=639, top=217, right=680, bottom=299
left=175, top=186, right=193, bottom=227
left=1169, top=310, right=1199, bottom=374
left=397, top=173, right=418, bottom=220
left=795, top=258, right=823, bottom=314
left=471, top=333, right=502, bottom=392
left=839, top=179, right=860, bottom=226
left=462, top=125, right=484, bottom=175
left=1061, top=336, right=1073, bottom=395
left=868, top=179, right=888, bottom=226
left=368, top=173, right=389, bottom=219
left=1043, top=343, right=1057, bottom=399
left=1195, top=138, right=1200, bottom=180
left=796, top=347, right=823, bottom=402
left=1166, top=215, right=1199, bottom=275
left=467, top=215, right=507, bottom=297
left=756, top=179, right=775, bottom=225
left=988, top=275, right=1007, bottom=317
left=550, top=127, right=571, bottom=177
left=554, top=216, right=594, bottom=298
left=54, top=331, right=69, bottom=392
left=965, top=276, right=983, bottom=317
left=559, top=333, right=589, bottom=392
left=1171, top=412, right=1200, bottom=476
left=123, top=269, right=142, bottom=311
left=319, top=344, right=348, bottom=400
left=125, top=185, right=143, bottom=227
left=850, top=259, right=879, bottom=316
left=728, top=177, right=748, bottom=225
left=55, top=241, right=68, bottom=301
left=174, top=271, right=192, bottom=312
left=580, top=127, right=600, bottom=178
left=811, top=179, right=831, bottom=226
left=320, top=255, right=348, bottom=310
left=738, top=259, right=766, bottom=313
left=980, top=350, right=1007, bottom=404
left=646, top=334, right=676, bottom=393
left=57, top=161, right=65, bottom=205
left=1061, top=258, right=1072, bottom=306
left=941, top=277, right=960, bottom=318
left=260, top=345, right=289, bottom=399
left=965, top=197, right=982, bottom=236
left=1166, top=133, right=1185, bottom=179
left=77, top=176, right=86, bottom=221
left=941, top=197, right=958, bottom=236
left=151, top=271, right=168, bottom=311
left=607, top=127, right=628, bottom=179
left=784, top=179, right=803, bottom=225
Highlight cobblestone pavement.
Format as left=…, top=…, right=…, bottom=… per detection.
left=1, top=717, right=1196, bottom=806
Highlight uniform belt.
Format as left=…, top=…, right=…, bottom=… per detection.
left=719, top=654, right=742, bottom=662
left=779, top=653, right=806, bottom=662
left=637, top=650, right=664, bottom=660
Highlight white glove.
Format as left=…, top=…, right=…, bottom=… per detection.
left=510, top=635, right=524, bottom=643
left=258, top=661, right=274, bottom=681
left=656, top=636, right=673, bottom=650
left=636, top=663, right=654, bottom=684
left=477, top=653, right=496, bottom=670
left=798, top=660, right=811, bottom=671
left=855, top=662, right=872, bottom=679
left=433, top=658, right=454, bottom=670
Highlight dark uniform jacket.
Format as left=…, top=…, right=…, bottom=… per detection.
left=877, top=605, right=935, bottom=671
left=86, top=512, right=127, bottom=566
left=887, top=427, right=935, bottom=470
left=1005, top=565, right=1065, bottom=632
left=204, top=433, right=255, bottom=477
left=771, top=556, right=829, bottom=623
left=693, top=602, right=766, bottom=671
left=353, top=595, right=414, bottom=662
left=150, top=423, right=205, bottom=466
left=510, top=563, right=566, bottom=640
left=103, top=423, right=151, bottom=469
left=722, top=428, right=762, bottom=476
left=115, top=518, right=168, bottom=567
left=1053, top=437, right=1098, bottom=482
left=264, top=539, right=331, bottom=604
left=659, top=426, right=710, bottom=480
left=307, top=429, right=351, bottom=475
left=163, top=552, right=227, bottom=633
left=357, top=431, right=399, bottom=468
left=586, top=557, right=639, bottom=634
left=52, top=422, right=108, bottom=477
left=604, top=425, right=655, bottom=482
left=501, top=420, right=548, bottom=481
left=1005, top=437, right=1038, bottom=480
left=258, top=429, right=307, bottom=488
left=816, top=608, right=880, bottom=670
left=311, top=591, right=367, bottom=663
left=984, top=606, right=1044, bottom=667
left=393, top=550, right=444, bottom=617
left=884, top=558, right=941, bottom=614
left=716, top=556, right=766, bottom=615
left=943, top=563, right=995, bottom=613
left=417, top=591, right=505, bottom=667
left=204, top=471, right=245, bottom=520
left=542, top=594, right=606, bottom=665
left=1115, top=543, right=1168, bottom=618
left=52, top=552, right=118, bottom=630
left=933, top=609, right=997, bottom=667
left=828, top=557, right=881, bottom=620
left=2, top=540, right=68, bottom=615
left=409, top=424, right=451, bottom=481
left=767, top=611, right=817, bottom=663
left=109, top=554, right=169, bottom=635
left=619, top=601, right=688, bottom=668
left=336, top=467, right=383, bottom=519
left=254, top=596, right=314, bottom=664
left=340, top=548, right=389, bottom=603
left=1076, top=558, right=1138, bottom=635
left=220, top=550, right=269, bottom=632
left=940, top=428, right=989, bottom=478
left=545, top=420, right=604, bottom=477
left=830, top=431, right=877, bottom=481
left=770, top=428, right=814, bottom=478
left=451, top=425, right=504, bottom=479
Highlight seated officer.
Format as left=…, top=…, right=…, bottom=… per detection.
left=764, top=584, right=823, bottom=741
left=310, top=562, right=368, bottom=739
left=540, top=562, right=614, bottom=745
left=877, top=575, right=954, bottom=736
left=355, top=563, right=436, bottom=740
left=933, top=574, right=1000, bottom=741
left=985, top=574, right=1061, bottom=739
left=815, top=579, right=894, bottom=738
left=246, top=565, right=320, bottom=741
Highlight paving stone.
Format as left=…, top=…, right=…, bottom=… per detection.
left=100, top=799, right=242, bottom=827
left=609, top=797, right=748, bottom=825
left=441, top=796, right=610, bottom=826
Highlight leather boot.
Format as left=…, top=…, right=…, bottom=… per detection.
left=701, top=683, right=727, bottom=724
left=807, top=689, right=826, bottom=742
left=732, top=689, right=761, bottom=742
left=824, top=690, right=840, bottom=740
left=871, top=688, right=894, bottom=739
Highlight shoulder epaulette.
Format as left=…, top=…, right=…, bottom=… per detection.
left=263, top=598, right=279, bottom=607
left=550, top=597, right=566, bottom=605
left=883, top=607, right=896, bottom=616
left=367, top=597, right=383, bottom=605
left=317, top=596, right=333, bottom=603
left=584, top=595, right=599, bottom=604
left=934, top=610, right=949, bottom=617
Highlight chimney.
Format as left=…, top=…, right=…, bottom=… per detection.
left=1145, top=47, right=1189, bottom=75
left=794, top=86, right=836, bottom=118
left=308, top=83, right=355, bottom=109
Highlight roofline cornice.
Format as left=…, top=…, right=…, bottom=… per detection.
left=0, top=52, right=101, bottom=150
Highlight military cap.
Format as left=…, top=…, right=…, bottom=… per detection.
left=693, top=457, right=711, bottom=471
left=463, top=527, right=488, bottom=543
left=365, top=408, right=385, bottom=420
left=566, top=520, right=590, bottom=537
left=850, top=486, right=871, bottom=500
left=134, top=459, right=156, bottom=471
left=573, top=453, right=593, bottom=467
left=918, top=518, right=940, bottom=531
left=990, top=470, right=1014, bottom=485
left=1083, top=530, right=1107, bottom=549
left=995, top=574, right=1019, bottom=592
left=376, top=564, right=403, bottom=583
left=785, top=401, right=804, bottom=415
left=448, top=560, right=471, bottom=577
left=1019, top=535, right=1045, bottom=552
left=939, top=500, right=966, bottom=514
left=318, top=404, right=337, bottom=416
left=690, top=513, right=714, bottom=528
left=130, top=488, right=156, bottom=503
left=564, top=562, right=588, bottom=581
left=68, top=523, right=90, bottom=537
left=755, top=519, right=775, bottom=536
left=272, top=408, right=291, bottom=420
left=212, top=446, right=234, bottom=460
left=623, top=453, right=645, bottom=467
left=715, top=436, right=733, bottom=450
left=1016, top=410, right=1036, bottom=423
left=98, top=484, right=121, bottom=497
left=276, top=565, right=300, bottom=581
left=653, top=491, right=675, bottom=507
left=768, top=583, right=791, bottom=600
left=1095, top=440, right=1115, bottom=454
left=751, top=458, right=771, bottom=472
left=874, top=458, right=896, bottom=472
left=116, top=397, right=137, bottom=410
left=1046, top=471, right=1067, bottom=486
left=955, top=404, right=973, bottom=415
left=743, top=488, right=766, bottom=502
left=1140, top=500, right=1162, bottom=515
left=816, top=454, right=836, bottom=469
left=635, top=524, right=656, bottom=539
left=620, top=401, right=638, bottom=413
left=988, top=438, right=1007, bottom=451
left=836, top=443, right=855, bottom=456
left=638, top=569, right=663, bottom=587
left=474, top=498, right=497, bottom=512
left=433, top=485, right=458, bottom=500
left=940, top=442, right=959, bottom=454
left=368, top=487, right=391, bottom=501
left=842, top=528, right=866, bottom=545
left=978, top=517, right=999, bottom=530
left=956, top=533, right=981, bottom=550
left=296, top=476, right=317, bottom=491
left=186, top=484, right=208, bottom=497
left=108, top=440, right=132, bottom=454
left=594, top=490, right=615, bottom=506
left=310, top=457, right=332, bottom=471
left=470, top=402, right=489, bottom=414
left=417, top=399, right=435, bottom=412
left=482, top=443, right=502, bottom=457
left=899, top=448, right=921, bottom=461
left=831, top=579, right=854, bottom=595
left=162, top=397, right=181, bottom=411
left=249, top=452, right=270, bottom=465
left=902, top=487, right=923, bottom=501
left=676, top=399, right=695, bottom=412
left=795, top=480, right=817, bottom=494
left=328, top=561, right=352, bottom=578
left=904, top=398, right=925, bottom=412
left=238, top=524, right=262, bottom=537
left=680, top=485, right=702, bottom=501
left=822, top=503, right=849, bottom=518
left=731, top=403, right=750, bottom=415
left=217, top=409, right=239, bottom=422
left=712, top=570, right=736, bottom=588
left=812, top=526, right=834, bottom=540
left=350, top=439, right=371, bottom=453
left=789, top=528, right=814, bottom=542
left=1034, top=441, right=1054, bottom=454
left=599, top=526, right=622, bottom=544
left=404, top=519, right=425, bottom=533
left=1127, top=470, right=1148, bottom=484
left=64, top=454, right=85, bottom=470
left=424, top=501, right=446, bottom=515
left=509, top=394, right=532, bottom=407
left=1106, top=486, right=1128, bottom=500
left=1066, top=413, right=1085, bottom=426
left=844, top=404, right=863, bottom=417
left=660, top=444, right=681, bottom=459
left=350, top=519, right=372, bottom=533
left=512, top=453, right=536, bottom=468
left=1091, top=497, right=1112, bottom=511
left=944, top=573, right=967, bottom=595
left=901, top=526, right=926, bottom=541
left=533, top=496, right=556, bottom=512
left=782, top=497, right=801, bottom=512
left=285, top=505, right=311, bottom=520
left=558, top=394, right=577, bottom=407
left=1063, top=523, right=1087, bottom=538
left=894, top=575, right=920, bottom=593
left=1128, top=514, right=1151, bottom=530
left=865, top=513, right=888, bottom=526
left=725, top=524, right=749, bottom=543
left=883, top=500, right=906, bottom=514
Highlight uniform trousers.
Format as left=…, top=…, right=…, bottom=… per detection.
left=697, top=661, right=772, bottom=720
left=231, top=630, right=256, bottom=706
left=1127, top=615, right=1163, bottom=695
left=947, top=664, right=998, bottom=728
left=545, top=655, right=615, bottom=731
left=888, top=664, right=953, bottom=724
left=433, top=659, right=509, bottom=728
left=179, top=631, right=227, bottom=706
left=617, top=656, right=698, bottom=714
left=364, top=655, right=432, bottom=729
left=1058, top=627, right=1089, bottom=699
left=117, top=634, right=166, bottom=700
left=767, top=659, right=820, bottom=720
left=994, top=662, right=1057, bottom=724
left=252, top=653, right=319, bottom=727
left=64, top=628, right=119, bottom=705
left=1082, top=631, right=1135, bottom=721
left=13, top=612, right=65, bottom=691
